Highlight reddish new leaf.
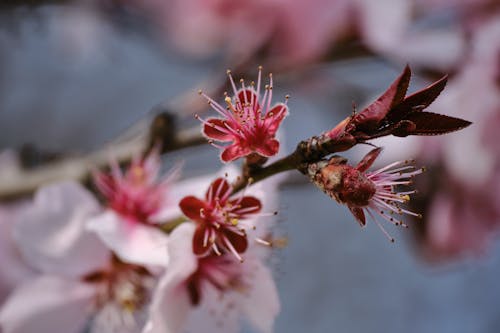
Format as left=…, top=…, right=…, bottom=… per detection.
left=353, top=65, right=411, bottom=131
left=387, top=75, right=448, bottom=123
left=393, top=112, right=472, bottom=136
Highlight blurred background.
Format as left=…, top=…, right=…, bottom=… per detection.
left=0, top=0, right=499, bottom=332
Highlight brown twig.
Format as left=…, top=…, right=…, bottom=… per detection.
left=0, top=121, right=205, bottom=201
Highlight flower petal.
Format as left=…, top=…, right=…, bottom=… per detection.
left=221, top=143, right=252, bottom=163
left=86, top=211, right=169, bottom=267
left=192, top=224, right=210, bottom=255
left=265, top=103, right=288, bottom=136
left=203, top=119, right=233, bottom=142
left=230, top=196, right=262, bottom=217
left=222, top=228, right=248, bottom=254
left=0, top=275, right=95, bottom=333
left=0, top=202, right=37, bottom=303
left=142, top=223, right=198, bottom=333
left=237, top=89, right=259, bottom=111
left=240, top=260, right=280, bottom=333
left=205, top=178, right=231, bottom=203
left=14, top=181, right=109, bottom=277
left=179, top=196, right=206, bottom=223
left=255, top=138, right=279, bottom=157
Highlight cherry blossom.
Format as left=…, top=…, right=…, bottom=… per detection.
left=197, top=67, right=288, bottom=162
left=143, top=223, right=280, bottom=333
left=88, top=149, right=175, bottom=267
left=0, top=181, right=162, bottom=333
left=179, top=177, right=263, bottom=261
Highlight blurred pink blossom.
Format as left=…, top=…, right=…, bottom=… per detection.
left=88, top=150, right=175, bottom=267
left=413, top=15, right=500, bottom=260
left=0, top=181, right=168, bottom=333
left=144, top=223, right=279, bottom=333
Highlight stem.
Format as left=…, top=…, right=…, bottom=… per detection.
left=232, top=147, right=303, bottom=193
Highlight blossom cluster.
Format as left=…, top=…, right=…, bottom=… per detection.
left=0, top=65, right=469, bottom=333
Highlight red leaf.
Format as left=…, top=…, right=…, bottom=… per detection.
left=387, top=75, right=448, bottom=122
left=353, top=65, right=411, bottom=131
left=400, top=112, right=472, bottom=136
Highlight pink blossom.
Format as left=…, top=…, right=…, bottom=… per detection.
left=0, top=182, right=163, bottom=333
left=88, top=149, right=174, bottom=267
left=410, top=16, right=500, bottom=260
left=179, top=177, right=262, bottom=261
left=143, top=223, right=280, bottom=333
left=197, top=68, right=288, bottom=162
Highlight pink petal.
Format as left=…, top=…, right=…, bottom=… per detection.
left=0, top=275, right=95, bottom=333
left=240, top=259, right=280, bottom=333
left=255, top=139, right=280, bottom=157
left=86, top=211, right=169, bottom=267
left=179, top=196, right=206, bottom=223
left=14, top=181, right=109, bottom=277
left=221, top=143, right=252, bottom=162
left=221, top=228, right=248, bottom=254
left=205, top=177, right=231, bottom=202
left=265, top=103, right=288, bottom=136
left=230, top=196, right=262, bottom=216
left=193, top=224, right=210, bottom=255
left=203, top=119, right=233, bottom=142
left=237, top=89, right=259, bottom=110
left=143, top=223, right=198, bottom=333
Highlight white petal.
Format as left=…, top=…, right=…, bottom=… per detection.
left=0, top=202, right=37, bottom=302
left=14, top=181, right=110, bottom=277
left=183, top=287, right=240, bottom=333
left=240, top=259, right=280, bottom=333
left=87, top=211, right=169, bottom=267
left=0, top=275, right=95, bottom=333
left=143, top=223, right=198, bottom=333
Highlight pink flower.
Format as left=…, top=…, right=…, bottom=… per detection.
left=88, top=149, right=175, bottom=267
left=179, top=177, right=262, bottom=261
left=93, top=149, right=174, bottom=224
left=196, top=67, right=288, bottom=162
left=143, top=223, right=280, bottom=333
left=0, top=182, right=163, bottom=333
left=308, top=148, right=423, bottom=241
left=408, top=16, right=500, bottom=260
